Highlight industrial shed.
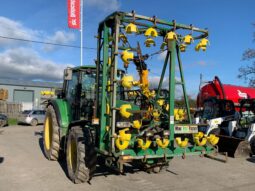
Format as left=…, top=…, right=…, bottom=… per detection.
left=0, top=79, right=62, bottom=110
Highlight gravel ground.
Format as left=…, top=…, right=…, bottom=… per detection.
left=0, top=125, right=255, bottom=191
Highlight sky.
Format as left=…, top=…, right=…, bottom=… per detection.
left=0, top=0, right=254, bottom=97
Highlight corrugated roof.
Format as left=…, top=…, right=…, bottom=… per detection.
left=0, top=78, right=62, bottom=88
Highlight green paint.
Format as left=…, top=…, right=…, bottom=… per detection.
left=52, top=99, right=71, bottom=135
left=168, top=40, right=176, bottom=149
left=99, top=23, right=109, bottom=151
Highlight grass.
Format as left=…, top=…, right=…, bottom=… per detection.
left=8, top=118, right=18, bottom=126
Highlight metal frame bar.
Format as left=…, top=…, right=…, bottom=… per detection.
left=96, top=11, right=214, bottom=159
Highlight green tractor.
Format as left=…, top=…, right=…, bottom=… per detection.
left=43, top=11, right=218, bottom=183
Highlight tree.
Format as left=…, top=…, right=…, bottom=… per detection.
left=238, top=24, right=255, bottom=87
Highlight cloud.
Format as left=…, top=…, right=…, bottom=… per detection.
left=157, top=50, right=167, bottom=61
left=0, top=16, right=76, bottom=51
left=149, top=76, right=168, bottom=89
left=85, top=0, right=120, bottom=12
left=0, top=48, right=73, bottom=81
left=43, top=31, right=76, bottom=51
left=0, top=16, right=39, bottom=47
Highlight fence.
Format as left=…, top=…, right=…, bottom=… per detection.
left=0, top=101, right=22, bottom=118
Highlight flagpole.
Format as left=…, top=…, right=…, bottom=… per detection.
left=80, top=0, right=83, bottom=66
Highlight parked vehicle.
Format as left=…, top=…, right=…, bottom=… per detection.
left=197, top=76, right=255, bottom=110
left=195, top=98, right=255, bottom=157
left=0, top=114, right=8, bottom=127
left=18, top=110, right=45, bottom=126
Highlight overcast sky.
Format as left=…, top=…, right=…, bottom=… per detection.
left=0, top=0, right=254, bottom=97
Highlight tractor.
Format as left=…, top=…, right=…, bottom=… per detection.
left=196, top=98, right=255, bottom=157
left=43, top=11, right=218, bottom=183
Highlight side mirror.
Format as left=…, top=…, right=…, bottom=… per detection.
left=64, top=68, right=72, bottom=80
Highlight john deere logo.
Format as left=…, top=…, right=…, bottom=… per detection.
left=237, top=90, right=247, bottom=99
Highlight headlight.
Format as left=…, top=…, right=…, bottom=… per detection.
left=116, top=122, right=131, bottom=128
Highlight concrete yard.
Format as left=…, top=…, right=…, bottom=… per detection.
left=1, top=125, right=255, bottom=191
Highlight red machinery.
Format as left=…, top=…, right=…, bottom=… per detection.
left=197, top=76, right=255, bottom=108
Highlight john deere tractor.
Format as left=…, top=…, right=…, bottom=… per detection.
left=43, top=11, right=218, bottom=183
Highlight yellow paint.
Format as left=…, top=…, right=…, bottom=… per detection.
left=200, top=38, right=209, bottom=46
left=106, top=103, right=110, bottom=115
left=132, top=120, right=142, bottom=129
left=121, top=75, right=134, bottom=89
left=194, top=137, right=207, bottom=146
left=195, top=38, right=209, bottom=52
left=144, top=38, right=156, bottom=47
left=107, top=80, right=111, bottom=92
left=119, top=128, right=131, bottom=141
left=119, top=104, right=132, bottom=118
left=108, top=57, right=111, bottom=66
left=165, top=104, right=169, bottom=111
left=207, top=134, right=219, bottom=146
left=183, top=34, right=193, bottom=44
left=125, top=23, right=138, bottom=34
left=156, top=138, right=169, bottom=149
left=140, top=70, right=149, bottom=89
left=166, top=31, right=177, bottom=41
left=115, top=128, right=131, bottom=150
left=137, top=139, right=152, bottom=150
left=44, top=116, right=52, bottom=150
left=115, top=138, right=129, bottom=150
left=174, top=109, right=186, bottom=121
left=152, top=109, right=161, bottom=120
left=121, top=49, right=134, bottom=65
left=157, top=99, right=164, bottom=106
left=175, top=137, right=189, bottom=148
left=194, top=132, right=204, bottom=139
left=41, top=91, right=54, bottom=96
left=144, top=27, right=158, bottom=37
left=128, top=91, right=138, bottom=97
left=119, top=34, right=128, bottom=44
left=67, top=137, right=77, bottom=171
left=180, top=44, right=187, bottom=52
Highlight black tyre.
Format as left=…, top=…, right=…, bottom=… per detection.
left=43, top=105, right=60, bottom=161
left=31, top=118, right=38, bottom=126
left=66, top=126, right=97, bottom=183
left=250, top=136, right=255, bottom=155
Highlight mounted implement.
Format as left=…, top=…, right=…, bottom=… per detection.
left=43, top=11, right=217, bottom=183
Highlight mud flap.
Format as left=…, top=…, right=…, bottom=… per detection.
left=217, top=135, right=251, bottom=158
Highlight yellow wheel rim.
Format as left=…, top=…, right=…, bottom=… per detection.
left=67, top=136, right=77, bottom=172
left=44, top=115, right=52, bottom=150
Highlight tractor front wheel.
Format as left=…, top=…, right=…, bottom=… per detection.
left=66, top=126, right=97, bottom=183
left=43, top=105, right=60, bottom=161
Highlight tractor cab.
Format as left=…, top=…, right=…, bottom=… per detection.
left=62, top=66, right=127, bottom=121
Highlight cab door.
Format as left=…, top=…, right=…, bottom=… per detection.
left=65, top=71, right=80, bottom=121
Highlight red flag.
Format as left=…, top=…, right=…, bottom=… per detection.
left=67, top=0, right=81, bottom=29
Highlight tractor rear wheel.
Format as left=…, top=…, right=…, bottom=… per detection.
left=43, top=105, right=60, bottom=161
left=66, top=126, right=97, bottom=183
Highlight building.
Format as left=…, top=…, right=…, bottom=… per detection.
left=0, top=79, right=62, bottom=110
